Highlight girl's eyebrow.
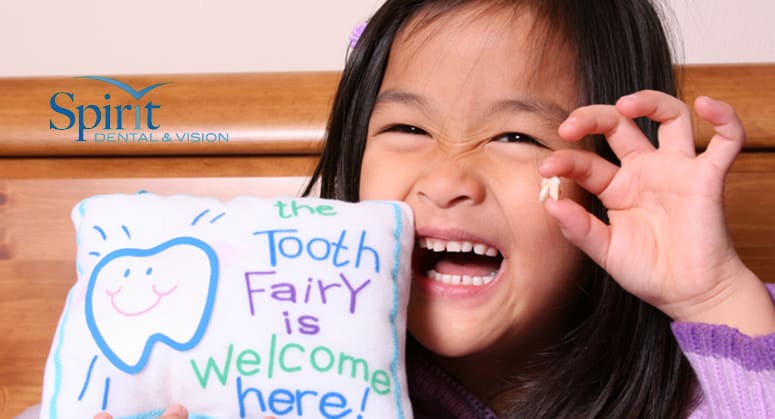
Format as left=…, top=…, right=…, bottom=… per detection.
left=487, top=98, right=570, bottom=127
left=374, top=88, right=569, bottom=126
left=373, top=88, right=434, bottom=114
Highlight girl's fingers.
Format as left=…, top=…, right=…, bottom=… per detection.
left=559, top=105, right=656, bottom=161
left=539, top=149, right=619, bottom=198
left=695, top=96, right=746, bottom=173
left=159, top=404, right=189, bottom=419
left=616, top=90, right=696, bottom=157
left=543, top=198, right=611, bottom=269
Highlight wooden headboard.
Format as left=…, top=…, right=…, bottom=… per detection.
left=1, top=65, right=773, bottom=417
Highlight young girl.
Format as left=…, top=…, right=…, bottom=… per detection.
left=305, top=0, right=775, bottom=417
left=90, top=0, right=774, bottom=418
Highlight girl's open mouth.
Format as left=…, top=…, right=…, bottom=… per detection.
left=414, top=237, right=504, bottom=286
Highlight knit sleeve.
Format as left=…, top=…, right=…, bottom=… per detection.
left=672, top=283, right=775, bottom=418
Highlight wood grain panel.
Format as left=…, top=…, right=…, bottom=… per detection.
left=0, top=155, right=319, bottom=179
left=0, top=72, right=339, bottom=156
left=0, top=65, right=773, bottom=159
left=725, top=155, right=775, bottom=281
left=679, top=64, right=775, bottom=150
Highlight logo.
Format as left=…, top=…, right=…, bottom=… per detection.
left=49, top=76, right=229, bottom=144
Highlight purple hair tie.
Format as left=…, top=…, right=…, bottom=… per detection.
left=349, top=21, right=367, bottom=49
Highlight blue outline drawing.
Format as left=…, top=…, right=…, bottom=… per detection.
left=388, top=202, right=407, bottom=419
left=84, top=236, right=219, bottom=374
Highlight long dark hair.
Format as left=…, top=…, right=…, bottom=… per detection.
left=304, top=0, right=696, bottom=417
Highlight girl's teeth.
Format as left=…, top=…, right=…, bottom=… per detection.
left=421, top=238, right=499, bottom=257
left=420, top=238, right=501, bottom=286
left=426, top=269, right=496, bottom=286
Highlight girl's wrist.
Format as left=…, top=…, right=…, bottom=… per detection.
left=666, top=265, right=775, bottom=337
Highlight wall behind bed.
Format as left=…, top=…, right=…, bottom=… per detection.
left=0, top=0, right=774, bottom=78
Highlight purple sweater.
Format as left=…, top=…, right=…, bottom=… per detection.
left=408, top=284, right=775, bottom=418
left=673, top=283, right=775, bottom=418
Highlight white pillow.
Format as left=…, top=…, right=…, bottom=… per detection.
left=40, top=193, right=414, bottom=419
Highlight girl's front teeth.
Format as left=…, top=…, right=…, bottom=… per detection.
left=419, top=238, right=499, bottom=257
left=418, top=237, right=501, bottom=286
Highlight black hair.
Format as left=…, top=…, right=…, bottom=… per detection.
left=304, top=0, right=696, bottom=417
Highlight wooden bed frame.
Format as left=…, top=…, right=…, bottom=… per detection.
left=1, top=65, right=773, bottom=417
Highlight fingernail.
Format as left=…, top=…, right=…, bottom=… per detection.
left=617, top=94, right=637, bottom=105
left=164, top=404, right=187, bottom=415
left=697, top=95, right=717, bottom=105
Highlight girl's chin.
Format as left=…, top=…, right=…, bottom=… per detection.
left=406, top=313, right=497, bottom=359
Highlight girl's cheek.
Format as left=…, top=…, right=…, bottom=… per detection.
left=361, top=145, right=426, bottom=201
left=360, top=155, right=403, bottom=200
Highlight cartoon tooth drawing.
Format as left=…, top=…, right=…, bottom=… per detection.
left=85, top=236, right=219, bottom=374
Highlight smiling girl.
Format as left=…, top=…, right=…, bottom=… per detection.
left=305, top=0, right=775, bottom=417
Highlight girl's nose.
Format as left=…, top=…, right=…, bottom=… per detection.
left=413, top=159, right=485, bottom=209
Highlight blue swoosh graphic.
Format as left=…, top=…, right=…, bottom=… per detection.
left=78, top=76, right=170, bottom=100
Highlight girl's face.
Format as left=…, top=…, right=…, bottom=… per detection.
left=360, top=6, right=589, bottom=379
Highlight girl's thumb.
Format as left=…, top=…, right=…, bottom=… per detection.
left=160, top=403, right=188, bottom=419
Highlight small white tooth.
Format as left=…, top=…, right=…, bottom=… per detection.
left=484, top=271, right=497, bottom=284
left=473, top=244, right=487, bottom=255
left=432, top=240, right=446, bottom=252
left=485, top=247, right=498, bottom=257
left=449, top=275, right=462, bottom=285
left=446, top=241, right=462, bottom=252
left=420, top=238, right=431, bottom=249
left=441, top=274, right=452, bottom=283
left=461, top=241, right=474, bottom=252
left=472, top=276, right=483, bottom=285
left=539, top=176, right=560, bottom=202
left=539, top=184, right=549, bottom=202
left=462, top=275, right=473, bottom=285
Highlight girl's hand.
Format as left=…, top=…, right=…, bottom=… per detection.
left=539, top=90, right=775, bottom=335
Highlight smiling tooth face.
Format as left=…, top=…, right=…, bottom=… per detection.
left=85, top=237, right=219, bottom=374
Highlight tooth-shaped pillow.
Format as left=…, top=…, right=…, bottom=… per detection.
left=40, top=194, right=414, bottom=419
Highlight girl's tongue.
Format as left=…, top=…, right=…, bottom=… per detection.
left=430, top=252, right=502, bottom=277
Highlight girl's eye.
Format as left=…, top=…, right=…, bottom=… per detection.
left=492, top=132, right=547, bottom=148
left=384, top=124, right=429, bottom=136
